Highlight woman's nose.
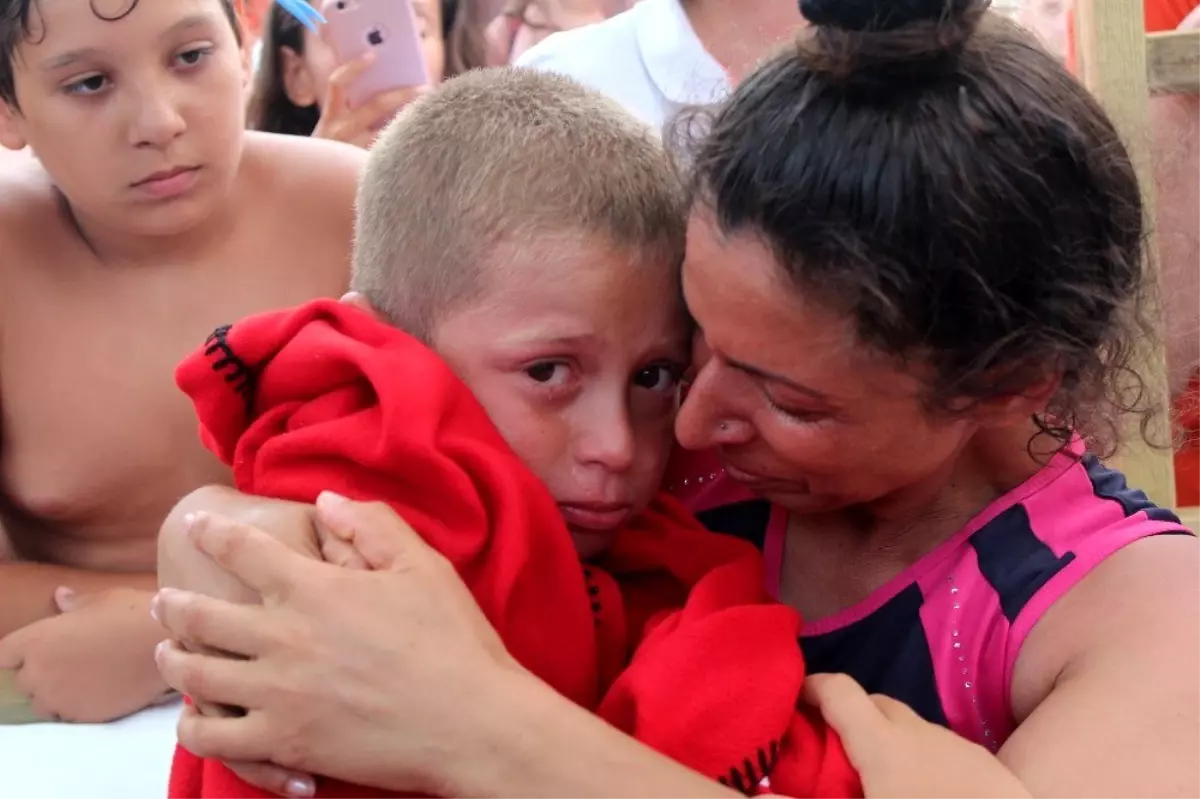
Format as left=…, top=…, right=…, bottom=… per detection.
left=675, top=359, right=754, bottom=450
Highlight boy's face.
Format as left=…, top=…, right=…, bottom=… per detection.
left=432, top=234, right=690, bottom=558
left=0, top=0, right=246, bottom=237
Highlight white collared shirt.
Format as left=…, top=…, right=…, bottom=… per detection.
left=514, top=0, right=731, bottom=132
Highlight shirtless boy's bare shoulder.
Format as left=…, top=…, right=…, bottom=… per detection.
left=239, top=130, right=366, bottom=282
left=0, top=0, right=361, bottom=724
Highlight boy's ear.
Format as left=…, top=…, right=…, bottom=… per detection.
left=340, top=291, right=386, bottom=321
left=0, top=100, right=28, bottom=151
left=240, top=38, right=254, bottom=94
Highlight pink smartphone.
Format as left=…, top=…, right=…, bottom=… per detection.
left=319, top=0, right=430, bottom=109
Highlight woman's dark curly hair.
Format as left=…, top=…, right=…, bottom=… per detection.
left=677, top=0, right=1161, bottom=456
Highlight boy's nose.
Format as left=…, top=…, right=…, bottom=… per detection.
left=128, top=93, right=187, bottom=149
left=576, top=407, right=636, bottom=473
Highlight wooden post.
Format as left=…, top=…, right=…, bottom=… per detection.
left=1147, top=30, right=1200, bottom=93
left=1074, top=0, right=1179, bottom=511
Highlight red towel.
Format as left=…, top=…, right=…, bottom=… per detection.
left=169, top=299, right=860, bottom=798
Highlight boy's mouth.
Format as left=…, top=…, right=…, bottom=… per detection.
left=558, top=502, right=633, bottom=532
left=132, top=166, right=201, bottom=199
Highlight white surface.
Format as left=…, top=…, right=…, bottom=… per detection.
left=0, top=701, right=181, bottom=799
left=515, top=0, right=730, bottom=131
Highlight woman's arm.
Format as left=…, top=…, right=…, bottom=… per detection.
left=999, top=533, right=1199, bottom=797
left=153, top=496, right=739, bottom=798
left=810, top=534, right=1199, bottom=798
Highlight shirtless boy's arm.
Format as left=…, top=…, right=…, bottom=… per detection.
left=0, top=560, right=157, bottom=638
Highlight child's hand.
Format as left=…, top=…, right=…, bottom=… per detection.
left=0, top=587, right=173, bottom=723
left=803, top=673, right=1031, bottom=798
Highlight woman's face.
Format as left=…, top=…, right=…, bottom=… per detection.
left=676, top=210, right=981, bottom=516
left=487, top=0, right=624, bottom=64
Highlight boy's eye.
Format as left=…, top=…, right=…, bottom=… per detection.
left=175, top=47, right=213, bottom=68
left=633, top=365, right=681, bottom=394
left=524, top=361, right=570, bottom=386
left=65, top=74, right=108, bottom=96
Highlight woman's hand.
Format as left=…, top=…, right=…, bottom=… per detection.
left=312, top=54, right=424, bottom=149
left=153, top=494, right=520, bottom=795
left=803, top=674, right=1030, bottom=798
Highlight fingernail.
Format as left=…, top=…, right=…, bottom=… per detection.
left=149, top=593, right=161, bottom=622
left=285, top=776, right=316, bottom=797
left=316, top=491, right=348, bottom=510
left=154, top=640, right=169, bottom=662
left=54, top=586, right=75, bottom=607
left=183, top=512, right=205, bottom=535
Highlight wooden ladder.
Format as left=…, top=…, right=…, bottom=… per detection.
left=1073, top=0, right=1199, bottom=532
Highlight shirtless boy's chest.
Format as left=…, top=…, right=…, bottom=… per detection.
left=0, top=230, right=348, bottom=568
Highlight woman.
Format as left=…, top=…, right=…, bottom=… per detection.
left=486, top=0, right=626, bottom=64
left=513, top=0, right=802, bottom=128
left=247, top=0, right=445, bottom=147
left=153, top=0, right=1199, bottom=795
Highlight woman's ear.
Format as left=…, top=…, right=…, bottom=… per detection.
left=0, top=100, right=28, bottom=152
left=280, top=45, right=318, bottom=107
left=973, top=372, right=1063, bottom=429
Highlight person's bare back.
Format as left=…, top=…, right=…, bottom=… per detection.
left=0, top=0, right=364, bottom=722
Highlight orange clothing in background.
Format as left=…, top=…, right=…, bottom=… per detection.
left=236, top=0, right=273, bottom=39
left=1066, top=0, right=1197, bottom=70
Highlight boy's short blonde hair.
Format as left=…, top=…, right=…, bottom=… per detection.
left=351, top=67, right=687, bottom=341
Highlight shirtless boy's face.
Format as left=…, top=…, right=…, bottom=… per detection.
left=431, top=234, right=689, bottom=558
left=0, top=0, right=245, bottom=236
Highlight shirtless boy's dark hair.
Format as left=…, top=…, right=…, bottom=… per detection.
left=0, top=0, right=242, bottom=107
left=352, top=67, right=687, bottom=342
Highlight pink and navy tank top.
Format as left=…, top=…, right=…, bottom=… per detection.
left=665, top=440, right=1193, bottom=751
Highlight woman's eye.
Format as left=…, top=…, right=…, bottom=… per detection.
left=633, top=365, right=681, bottom=394
left=65, top=74, right=108, bottom=95
left=524, top=362, right=570, bottom=386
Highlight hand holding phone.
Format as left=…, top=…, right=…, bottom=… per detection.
left=312, top=53, right=426, bottom=149
left=320, top=0, right=431, bottom=109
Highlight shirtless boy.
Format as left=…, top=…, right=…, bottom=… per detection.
left=0, top=0, right=362, bottom=722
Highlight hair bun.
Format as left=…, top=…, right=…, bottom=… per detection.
left=796, top=0, right=989, bottom=81
left=800, top=0, right=980, bottom=32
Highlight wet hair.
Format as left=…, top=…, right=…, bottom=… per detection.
left=0, top=0, right=242, bottom=108
left=353, top=67, right=686, bottom=342
left=247, top=0, right=320, bottom=136
left=681, top=0, right=1157, bottom=454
